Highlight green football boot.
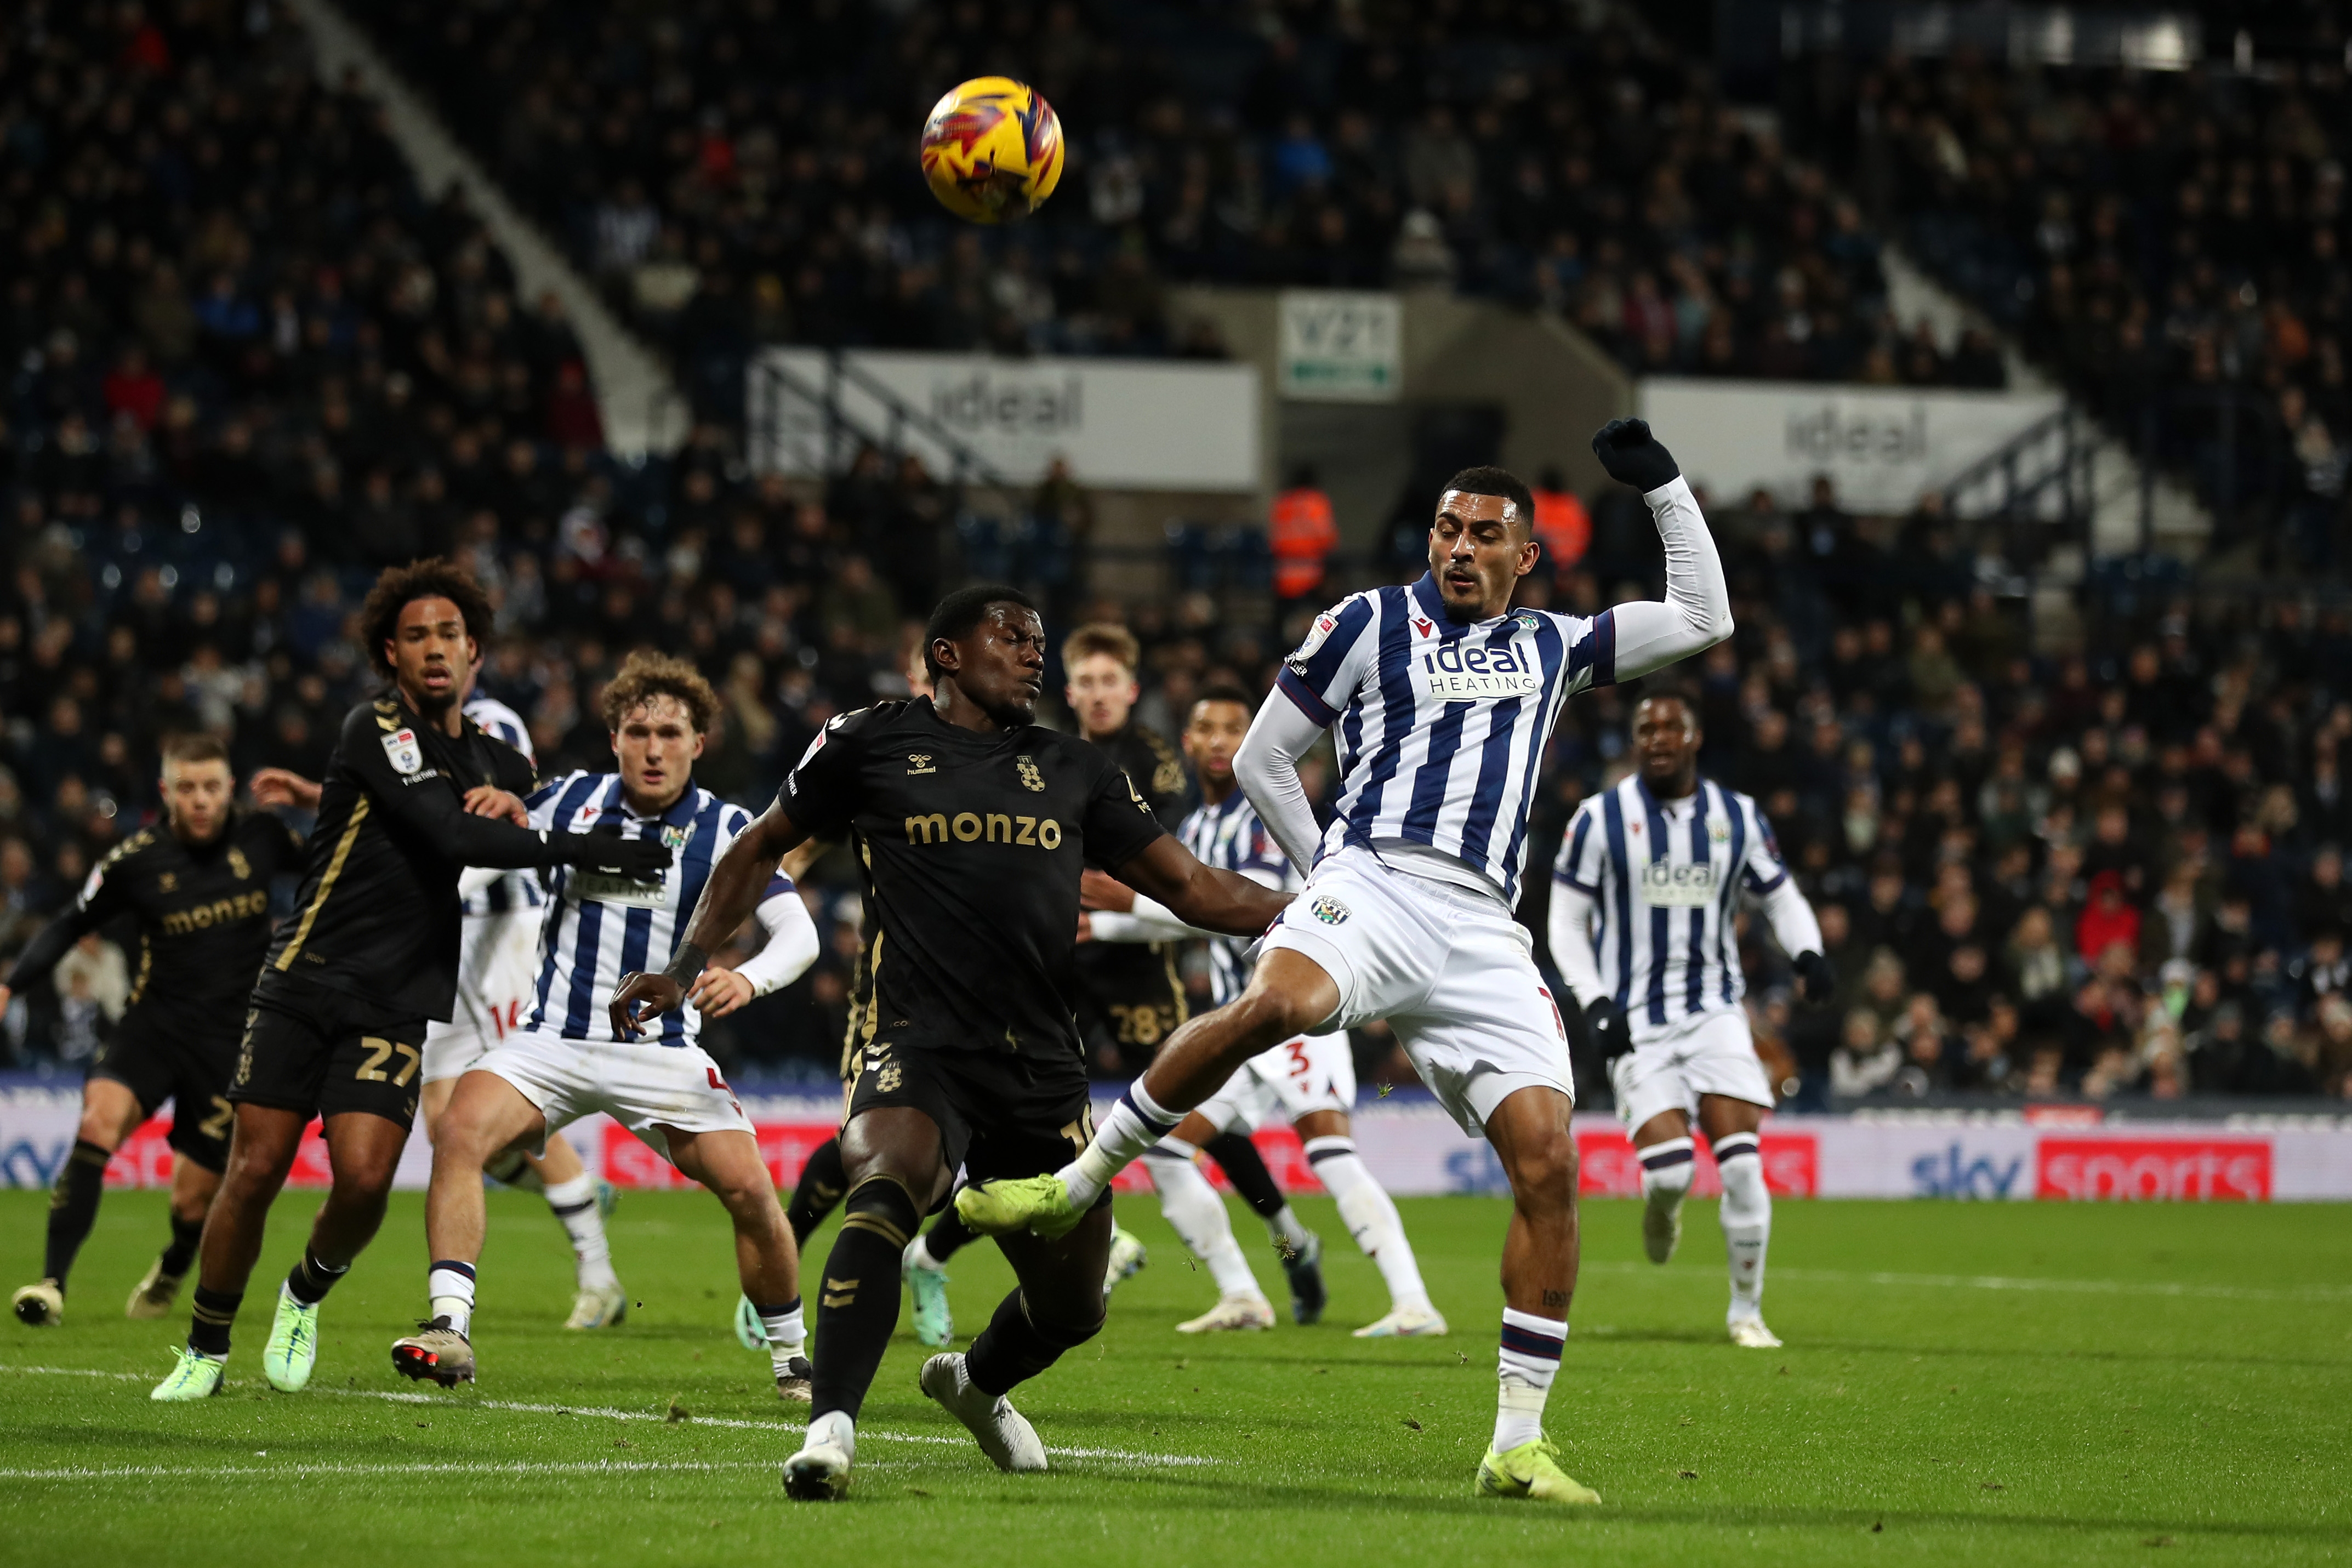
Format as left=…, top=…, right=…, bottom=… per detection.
left=150, top=1345, right=226, bottom=1401
left=261, top=1284, right=320, bottom=1392
left=955, top=1175, right=1083, bottom=1240
left=1476, top=1436, right=1601, bottom=1504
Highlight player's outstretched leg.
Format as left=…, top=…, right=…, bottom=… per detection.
left=397, top=1071, right=552, bottom=1388
left=1298, top=1127, right=1444, bottom=1337
left=1472, top=1087, right=1600, bottom=1506
left=1709, top=1119, right=1776, bottom=1346
left=16, top=1079, right=146, bottom=1327
left=903, top=1202, right=973, bottom=1349
left=130, top=1156, right=218, bottom=1320
left=1143, top=1140, right=1274, bottom=1332
left=958, top=952, right=1337, bottom=1239
left=1203, top=1132, right=1323, bottom=1324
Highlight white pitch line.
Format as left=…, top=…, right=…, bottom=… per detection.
left=0, top=1364, right=1216, bottom=1468
left=1580, top=1260, right=2352, bottom=1303
left=0, top=1459, right=772, bottom=1480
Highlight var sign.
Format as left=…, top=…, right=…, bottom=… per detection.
left=1278, top=290, right=1402, bottom=403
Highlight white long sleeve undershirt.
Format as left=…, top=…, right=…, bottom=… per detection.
left=725, top=889, right=823, bottom=997
left=1088, top=866, right=1283, bottom=945
left=1546, top=871, right=1825, bottom=1009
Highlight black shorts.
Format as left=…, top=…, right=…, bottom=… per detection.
left=230, top=973, right=429, bottom=1130
left=845, top=1040, right=1113, bottom=1212
left=89, top=1009, right=239, bottom=1173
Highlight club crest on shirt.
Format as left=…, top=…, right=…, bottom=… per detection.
left=1710, top=817, right=1731, bottom=842
left=1311, top=896, right=1350, bottom=925
left=660, top=824, right=690, bottom=851
left=227, top=846, right=252, bottom=880
left=1515, top=611, right=1543, bottom=631
left=383, top=727, right=424, bottom=776
left=1016, top=756, right=1045, bottom=792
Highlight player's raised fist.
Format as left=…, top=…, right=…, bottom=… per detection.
left=1591, top=418, right=1681, bottom=492
left=1792, top=950, right=1837, bottom=1006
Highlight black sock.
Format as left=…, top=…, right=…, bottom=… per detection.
left=159, top=1214, right=206, bottom=1278
left=189, top=1285, right=242, bottom=1356
left=42, top=1139, right=113, bottom=1288
left=966, top=1287, right=1101, bottom=1397
left=1206, top=1132, right=1288, bottom=1219
left=921, top=1204, right=978, bottom=1265
left=785, top=1136, right=848, bottom=1249
left=807, top=1176, right=919, bottom=1422
left=285, top=1247, right=349, bottom=1306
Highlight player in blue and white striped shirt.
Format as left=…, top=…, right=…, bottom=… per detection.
left=1548, top=689, right=1834, bottom=1349
left=1083, top=686, right=1437, bottom=1337
left=966, top=419, right=1734, bottom=1504
left=394, top=654, right=819, bottom=1395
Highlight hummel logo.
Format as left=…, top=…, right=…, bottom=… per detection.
left=907, top=752, right=936, bottom=775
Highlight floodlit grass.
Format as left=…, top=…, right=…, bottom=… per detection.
left=3, top=1187, right=2347, bottom=1565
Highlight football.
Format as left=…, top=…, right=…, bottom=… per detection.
left=918, top=76, right=1065, bottom=224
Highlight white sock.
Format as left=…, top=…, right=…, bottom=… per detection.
left=428, top=1260, right=477, bottom=1337
left=906, top=1232, right=945, bottom=1271
left=1639, top=1136, right=1696, bottom=1208
left=1495, top=1307, right=1565, bottom=1451
left=1058, top=1080, right=1182, bottom=1208
left=1714, top=1133, right=1770, bottom=1318
left=545, top=1174, right=618, bottom=1292
left=1143, top=1145, right=1266, bottom=1303
left=805, top=1408, right=855, bottom=1456
left=1303, top=1136, right=1430, bottom=1311
left=758, top=1297, right=806, bottom=1376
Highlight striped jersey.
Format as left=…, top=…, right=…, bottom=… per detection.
left=1552, top=773, right=1789, bottom=1040
left=1175, top=788, right=1299, bottom=1005
left=1276, top=573, right=1615, bottom=903
left=460, top=693, right=546, bottom=919
left=521, top=772, right=784, bottom=1046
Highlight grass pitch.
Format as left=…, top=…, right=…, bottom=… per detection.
left=2, top=1186, right=2346, bottom=1566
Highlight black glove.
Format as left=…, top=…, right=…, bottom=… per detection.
left=567, top=830, right=672, bottom=881
left=1591, top=418, right=1681, bottom=493
left=1792, top=950, right=1837, bottom=1006
left=1584, top=995, right=1631, bottom=1060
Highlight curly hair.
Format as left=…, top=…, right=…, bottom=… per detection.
left=599, top=649, right=721, bottom=733
left=358, top=559, right=496, bottom=678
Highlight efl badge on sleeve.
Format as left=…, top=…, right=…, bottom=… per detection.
left=383, top=727, right=424, bottom=776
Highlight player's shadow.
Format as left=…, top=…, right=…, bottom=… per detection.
left=1712, top=1334, right=2349, bottom=1375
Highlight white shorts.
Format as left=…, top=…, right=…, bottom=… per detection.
left=1609, top=1007, right=1774, bottom=1131
left=474, top=1027, right=754, bottom=1163
left=1261, top=846, right=1573, bottom=1137
left=423, top=910, right=543, bottom=1082
left=1195, top=1028, right=1355, bottom=1136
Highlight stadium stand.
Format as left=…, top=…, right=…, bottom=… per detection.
left=1784, top=50, right=2349, bottom=565
left=340, top=0, right=1998, bottom=405
left=2, top=1, right=2346, bottom=1104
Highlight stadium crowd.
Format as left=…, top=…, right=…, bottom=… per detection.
left=342, top=0, right=2001, bottom=401
left=1, top=2, right=2346, bottom=1102
left=1785, top=49, right=2352, bottom=565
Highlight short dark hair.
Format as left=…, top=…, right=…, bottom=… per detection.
left=1189, top=683, right=1256, bottom=721
left=1442, top=465, right=1535, bottom=533
left=359, top=558, right=495, bottom=678
left=600, top=649, right=720, bottom=733
left=924, top=584, right=1038, bottom=680
left=160, top=733, right=229, bottom=768
left=1634, top=685, right=1700, bottom=725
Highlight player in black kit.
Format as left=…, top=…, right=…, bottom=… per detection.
left=7, top=735, right=305, bottom=1328
left=612, top=585, right=1292, bottom=1501
left=151, top=561, right=669, bottom=1401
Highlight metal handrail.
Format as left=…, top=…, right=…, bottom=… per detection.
left=751, top=351, right=1017, bottom=491
left=1939, top=405, right=2091, bottom=533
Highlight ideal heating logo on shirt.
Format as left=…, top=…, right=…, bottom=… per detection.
left=1414, top=638, right=1542, bottom=700
left=1636, top=860, right=1717, bottom=907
